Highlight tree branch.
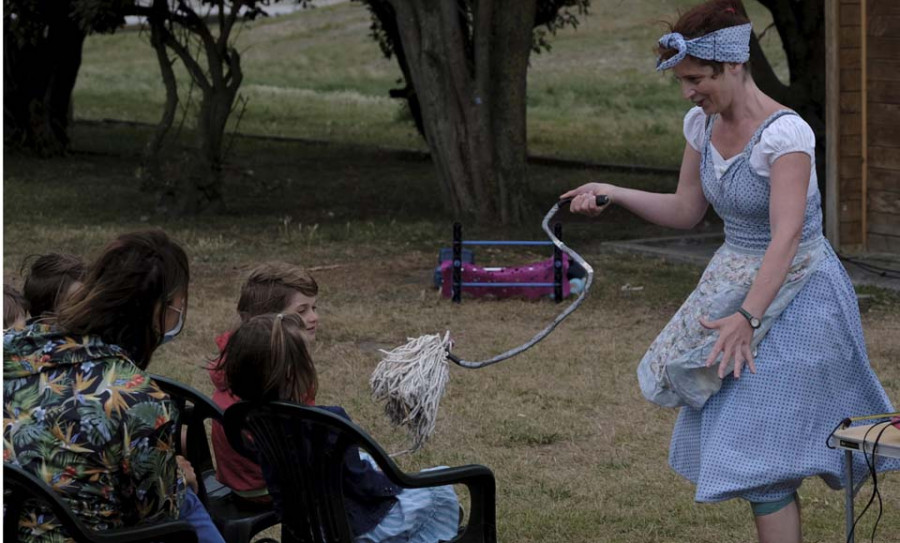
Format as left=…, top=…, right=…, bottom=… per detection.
left=157, top=20, right=212, bottom=92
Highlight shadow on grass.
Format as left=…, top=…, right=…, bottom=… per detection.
left=4, top=121, right=718, bottom=244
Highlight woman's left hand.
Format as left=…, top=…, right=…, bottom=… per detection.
left=700, top=313, right=756, bottom=379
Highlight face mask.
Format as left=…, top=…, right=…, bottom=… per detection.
left=161, top=305, right=184, bottom=345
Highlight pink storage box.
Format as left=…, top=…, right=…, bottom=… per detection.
left=440, top=254, right=569, bottom=300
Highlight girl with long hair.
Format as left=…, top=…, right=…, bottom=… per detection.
left=219, top=312, right=460, bottom=543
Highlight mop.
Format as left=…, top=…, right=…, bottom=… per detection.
left=371, top=195, right=607, bottom=452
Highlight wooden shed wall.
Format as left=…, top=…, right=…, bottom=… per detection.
left=865, top=0, right=900, bottom=253
left=837, top=0, right=863, bottom=247
left=832, top=0, right=900, bottom=253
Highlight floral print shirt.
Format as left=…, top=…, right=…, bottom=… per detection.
left=3, top=323, right=183, bottom=543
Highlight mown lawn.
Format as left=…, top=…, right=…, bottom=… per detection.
left=5, top=121, right=899, bottom=542
left=73, top=0, right=789, bottom=168
left=8, top=2, right=898, bottom=541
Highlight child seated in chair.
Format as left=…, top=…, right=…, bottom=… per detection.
left=4, top=284, right=29, bottom=331
left=217, top=313, right=460, bottom=543
left=208, top=262, right=320, bottom=503
left=22, top=252, right=86, bottom=319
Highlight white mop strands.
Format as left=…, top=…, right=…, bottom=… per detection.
left=371, top=332, right=451, bottom=453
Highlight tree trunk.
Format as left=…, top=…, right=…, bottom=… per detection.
left=751, top=0, right=827, bottom=198
left=388, top=0, right=533, bottom=224
left=180, top=85, right=234, bottom=213
left=4, top=12, right=85, bottom=156
left=365, top=1, right=427, bottom=138
left=141, top=15, right=179, bottom=198
left=488, top=1, right=536, bottom=225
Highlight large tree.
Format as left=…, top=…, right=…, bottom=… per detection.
left=364, top=1, right=827, bottom=222
left=361, top=1, right=589, bottom=225
left=4, top=0, right=129, bottom=155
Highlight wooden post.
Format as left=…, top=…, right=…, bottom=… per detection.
left=452, top=222, right=462, bottom=304
left=860, top=0, right=868, bottom=251
left=825, top=0, right=840, bottom=249
left=553, top=223, right=563, bottom=304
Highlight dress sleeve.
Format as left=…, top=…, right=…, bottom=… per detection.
left=751, top=115, right=816, bottom=176
left=682, top=106, right=707, bottom=152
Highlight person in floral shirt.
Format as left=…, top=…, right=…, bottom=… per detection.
left=3, top=230, right=223, bottom=543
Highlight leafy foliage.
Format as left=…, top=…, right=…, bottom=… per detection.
left=358, top=0, right=591, bottom=60
left=4, top=0, right=131, bottom=47
left=532, top=0, right=590, bottom=54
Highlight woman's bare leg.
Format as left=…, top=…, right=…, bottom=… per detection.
left=754, top=499, right=801, bottom=543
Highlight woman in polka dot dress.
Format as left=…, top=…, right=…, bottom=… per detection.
left=562, top=1, right=897, bottom=542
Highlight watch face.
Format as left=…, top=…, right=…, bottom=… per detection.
left=750, top=318, right=761, bottom=328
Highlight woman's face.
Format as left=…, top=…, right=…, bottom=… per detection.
left=672, top=57, right=739, bottom=114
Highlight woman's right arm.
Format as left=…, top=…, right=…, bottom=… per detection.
left=561, top=143, right=709, bottom=230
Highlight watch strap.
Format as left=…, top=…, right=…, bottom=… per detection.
left=738, top=307, right=760, bottom=328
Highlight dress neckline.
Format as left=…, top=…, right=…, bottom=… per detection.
left=707, top=108, right=794, bottom=162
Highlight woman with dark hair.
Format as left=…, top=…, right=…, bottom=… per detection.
left=562, top=1, right=896, bottom=541
left=3, top=230, right=224, bottom=543
left=22, top=252, right=86, bottom=319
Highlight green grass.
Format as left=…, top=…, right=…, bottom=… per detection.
left=5, top=124, right=900, bottom=543
left=73, top=0, right=789, bottom=168
left=9, top=4, right=894, bottom=542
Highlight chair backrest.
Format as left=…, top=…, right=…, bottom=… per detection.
left=151, top=374, right=223, bottom=504
left=3, top=463, right=197, bottom=543
left=224, top=401, right=404, bottom=543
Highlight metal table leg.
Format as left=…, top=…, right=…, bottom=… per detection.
left=845, top=449, right=854, bottom=543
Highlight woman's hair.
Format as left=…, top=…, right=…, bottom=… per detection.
left=658, top=0, right=752, bottom=76
left=237, top=262, right=318, bottom=321
left=218, top=313, right=317, bottom=404
left=4, top=284, right=29, bottom=329
left=56, top=230, right=189, bottom=370
left=22, top=253, right=86, bottom=317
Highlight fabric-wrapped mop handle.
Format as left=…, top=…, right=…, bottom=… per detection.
left=446, top=195, right=608, bottom=369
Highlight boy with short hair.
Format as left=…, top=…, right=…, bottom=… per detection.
left=209, top=262, right=319, bottom=501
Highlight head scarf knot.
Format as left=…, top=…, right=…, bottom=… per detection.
left=656, top=23, right=752, bottom=71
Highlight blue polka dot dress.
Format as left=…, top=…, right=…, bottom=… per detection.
left=667, top=110, right=899, bottom=504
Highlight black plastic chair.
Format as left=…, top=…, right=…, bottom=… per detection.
left=4, top=462, right=197, bottom=543
left=223, top=401, right=497, bottom=543
left=151, top=375, right=280, bottom=543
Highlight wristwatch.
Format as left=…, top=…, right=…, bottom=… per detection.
left=738, top=307, right=761, bottom=329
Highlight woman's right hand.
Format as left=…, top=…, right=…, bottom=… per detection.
left=560, top=183, right=616, bottom=217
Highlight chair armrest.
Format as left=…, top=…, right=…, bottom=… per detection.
left=378, top=463, right=493, bottom=490
left=91, top=520, right=198, bottom=543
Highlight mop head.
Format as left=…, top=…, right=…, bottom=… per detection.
left=371, top=332, right=451, bottom=452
